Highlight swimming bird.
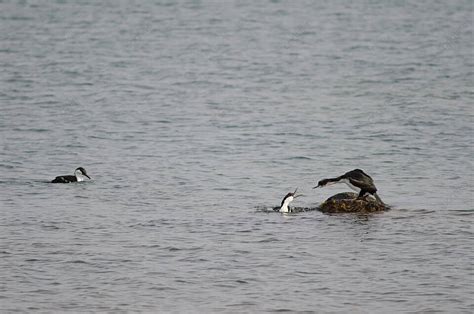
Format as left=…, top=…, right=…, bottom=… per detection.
left=313, top=169, right=384, bottom=204
left=51, top=167, right=91, bottom=183
left=274, top=188, right=303, bottom=213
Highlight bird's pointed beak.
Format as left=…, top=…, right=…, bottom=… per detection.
left=312, top=185, right=320, bottom=189
left=85, top=174, right=91, bottom=179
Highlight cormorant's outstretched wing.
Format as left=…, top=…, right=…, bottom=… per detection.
left=343, top=169, right=373, bottom=181
left=348, top=178, right=377, bottom=194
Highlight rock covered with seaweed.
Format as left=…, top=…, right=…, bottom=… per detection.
left=319, top=192, right=388, bottom=213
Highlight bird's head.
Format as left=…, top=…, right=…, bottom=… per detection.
left=281, top=188, right=303, bottom=206
left=313, top=178, right=332, bottom=189
left=75, top=167, right=91, bottom=179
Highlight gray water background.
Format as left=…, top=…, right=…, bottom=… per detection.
left=0, top=1, right=473, bottom=312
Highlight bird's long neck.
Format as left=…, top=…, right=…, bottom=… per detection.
left=325, top=176, right=343, bottom=186
left=279, top=197, right=293, bottom=213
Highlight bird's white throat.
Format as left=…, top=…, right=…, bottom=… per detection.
left=279, top=196, right=294, bottom=213
left=75, top=170, right=87, bottom=182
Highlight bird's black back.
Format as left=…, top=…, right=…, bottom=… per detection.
left=342, top=169, right=372, bottom=181
left=342, top=169, right=377, bottom=193
left=51, top=175, right=77, bottom=183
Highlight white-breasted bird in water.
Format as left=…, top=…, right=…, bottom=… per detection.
left=274, top=188, right=303, bottom=213
left=51, top=167, right=91, bottom=183
left=313, top=169, right=384, bottom=205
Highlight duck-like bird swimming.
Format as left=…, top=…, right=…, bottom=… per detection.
left=313, top=169, right=384, bottom=204
left=51, top=167, right=91, bottom=183
left=274, top=188, right=303, bottom=213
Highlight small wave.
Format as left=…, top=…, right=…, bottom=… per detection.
left=236, top=229, right=253, bottom=233
left=163, top=246, right=203, bottom=252
left=227, top=302, right=258, bottom=307
left=287, top=156, right=312, bottom=160
left=214, top=187, right=232, bottom=191
left=67, top=260, right=89, bottom=264
left=149, top=286, right=177, bottom=291
left=177, top=257, right=209, bottom=263
left=41, top=225, right=60, bottom=230
left=451, top=209, right=473, bottom=216
left=270, top=308, right=293, bottom=312
left=140, top=244, right=161, bottom=248
left=257, top=237, right=279, bottom=243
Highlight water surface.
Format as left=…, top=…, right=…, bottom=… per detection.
left=0, top=1, right=472, bottom=312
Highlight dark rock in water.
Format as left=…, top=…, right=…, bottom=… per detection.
left=319, top=192, right=387, bottom=213
left=325, top=192, right=359, bottom=201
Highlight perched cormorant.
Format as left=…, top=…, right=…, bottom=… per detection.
left=313, top=169, right=384, bottom=204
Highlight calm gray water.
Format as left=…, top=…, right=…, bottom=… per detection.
left=1, top=1, right=473, bottom=312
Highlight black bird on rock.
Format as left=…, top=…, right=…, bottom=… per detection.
left=313, top=169, right=384, bottom=205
